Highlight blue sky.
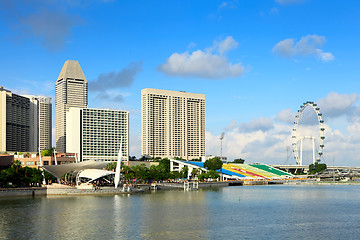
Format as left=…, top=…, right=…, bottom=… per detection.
left=1, top=0, right=360, bottom=166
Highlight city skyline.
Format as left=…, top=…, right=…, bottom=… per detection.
left=1, top=1, right=360, bottom=166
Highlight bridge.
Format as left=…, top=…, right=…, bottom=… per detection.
left=271, top=165, right=360, bottom=174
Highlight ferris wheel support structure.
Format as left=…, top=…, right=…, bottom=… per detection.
left=292, top=101, right=325, bottom=165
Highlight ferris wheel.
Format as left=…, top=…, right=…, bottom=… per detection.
left=292, top=101, right=325, bottom=165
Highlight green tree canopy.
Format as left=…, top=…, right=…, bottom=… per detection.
left=41, top=148, right=54, bottom=156
left=204, top=157, right=223, bottom=171
left=181, top=166, right=189, bottom=179
left=158, top=158, right=170, bottom=173
left=105, top=162, right=117, bottom=171
left=233, top=158, right=245, bottom=164
left=309, top=162, right=327, bottom=174
left=0, top=161, right=55, bottom=187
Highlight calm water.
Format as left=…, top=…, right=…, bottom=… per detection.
left=0, top=185, right=359, bottom=240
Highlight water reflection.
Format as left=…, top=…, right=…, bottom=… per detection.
left=0, top=185, right=360, bottom=239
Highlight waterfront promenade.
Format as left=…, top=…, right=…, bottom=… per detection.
left=3, top=177, right=359, bottom=198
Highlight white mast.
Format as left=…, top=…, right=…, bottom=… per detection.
left=39, top=147, right=46, bottom=185
left=114, top=137, right=123, bottom=188
left=54, top=148, right=58, bottom=165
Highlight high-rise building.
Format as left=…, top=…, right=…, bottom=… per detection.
left=38, top=97, right=52, bottom=151
left=66, top=108, right=129, bottom=161
left=55, top=60, right=88, bottom=153
left=0, top=86, right=30, bottom=152
left=25, top=95, right=52, bottom=152
left=141, top=88, right=205, bottom=160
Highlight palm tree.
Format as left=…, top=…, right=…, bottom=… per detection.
left=12, top=160, right=21, bottom=173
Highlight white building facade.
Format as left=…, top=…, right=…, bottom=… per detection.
left=141, top=88, right=205, bottom=160
left=66, top=108, right=129, bottom=161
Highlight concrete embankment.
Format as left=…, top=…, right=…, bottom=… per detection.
left=0, top=188, right=47, bottom=198
left=0, top=186, right=143, bottom=198
left=0, top=180, right=282, bottom=197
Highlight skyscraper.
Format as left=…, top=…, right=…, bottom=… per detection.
left=0, top=86, right=30, bottom=152
left=66, top=108, right=129, bottom=161
left=141, top=88, right=205, bottom=160
left=38, top=97, right=52, bottom=151
left=25, top=96, right=52, bottom=152
left=55, top=60, right=88, bottom=153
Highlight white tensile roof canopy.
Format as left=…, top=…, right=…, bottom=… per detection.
left=41, top=160, right=110, bottom=179
left=77, top=169, right=115, bottom=183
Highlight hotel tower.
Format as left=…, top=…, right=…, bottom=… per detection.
left=55, top=60, right=88, bottom=153
left=141, top=88, right=205, bottom=160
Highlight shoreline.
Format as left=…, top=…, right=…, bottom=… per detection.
left=1, top=180, right=359, bottom=198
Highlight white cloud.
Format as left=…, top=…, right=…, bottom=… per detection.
left=238, top=117, right=274, bottom=133
left=272, top=34, right=335, bottom=62
left=318, top=92, right=360, bottom=118
left=216, top=36, right=239, bottom=55
left=275, top=0, right=305, bottom=5
left=275, top=109, right=295, bottom=124
left=158, top=36, right=245, bottom=79
left=218, top=1, right=238, bottom=9
left=225, top=117, right=274, bottom=132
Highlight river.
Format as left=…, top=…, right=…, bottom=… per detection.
left=0, top=184, right=359, bottom=239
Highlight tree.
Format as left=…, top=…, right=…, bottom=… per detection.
left=204, top=157, right=223, bottom=171
left=133, top=164, right=148, bottom=181
left=233, top=158, right=245, bottom=164
left=181, top=166, right=189, bottom=179
left=158, top=158, right=170, bottom=173
left=41, top=147, right=54, bottom=156
left=105, top=162, right=117, bottom=171
left=170, top=171, right=182, bottom=179
left=191, top=168, right=199, bottom=177
left=12, top=160, right=22, bottom=173
left=207, top=170, right=220, bottom=179
left=309, top=162, right=327, bottom=174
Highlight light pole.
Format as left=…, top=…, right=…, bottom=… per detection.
left=220, top=132, right=225, bottom=161
left=220, top=132, right=225, bottom=181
